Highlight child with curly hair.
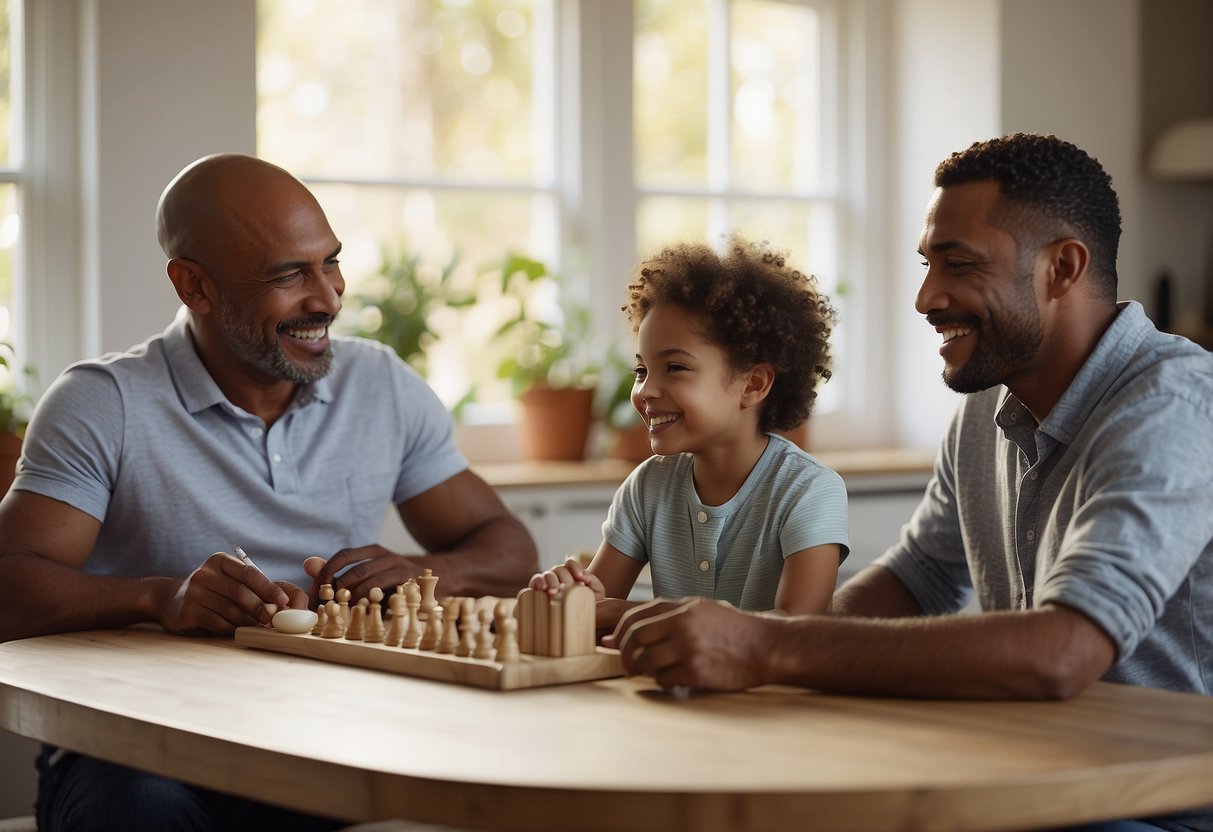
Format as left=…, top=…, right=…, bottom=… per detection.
left=530, top=237, right=849, bottom=630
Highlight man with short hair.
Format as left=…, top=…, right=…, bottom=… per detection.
left=0, top=153, right=538, bottom=830
left=608, top=134, right=1213, bottom=832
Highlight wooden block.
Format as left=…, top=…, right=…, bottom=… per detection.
left=515, top=588, right=537, bottom=655
left=559, top=584, right=596, bottom=657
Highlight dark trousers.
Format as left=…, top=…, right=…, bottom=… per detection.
left=36, top=746, right=345, bottom=832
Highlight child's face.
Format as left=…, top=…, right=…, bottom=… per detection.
left=632, top=303, right=756, bottom=456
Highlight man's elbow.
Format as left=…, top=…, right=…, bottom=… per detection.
left=1028, top=607, right=1118, bottom=700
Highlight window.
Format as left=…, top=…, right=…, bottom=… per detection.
left=0, top=0, right=22, bottom=359
left=257, top=0, right=854, bottom=432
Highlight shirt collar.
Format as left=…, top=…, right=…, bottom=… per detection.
left=162, top=315, right=334, bottom=416
left=1014, top=301, right=1150, bottom=446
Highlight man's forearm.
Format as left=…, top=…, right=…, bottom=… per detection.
left=411, top=515, right=538, bottom=597
left=0, top=552, right=171, bottom=642
left=762, top=604, right=1115, bottom=699
left=829, top=564, right=925, bottom=617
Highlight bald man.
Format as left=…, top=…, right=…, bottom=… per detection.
left=0, top=154, right=537, bottom=830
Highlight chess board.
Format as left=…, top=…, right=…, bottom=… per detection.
left=234, top=626, right=625, bottom=691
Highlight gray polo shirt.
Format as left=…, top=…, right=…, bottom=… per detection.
left=878, top=302, right=1213, bottom=697
left=14, top=318, right=468, bottom=588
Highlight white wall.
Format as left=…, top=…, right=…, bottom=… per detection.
left=81, top=0, right=256, bottom=358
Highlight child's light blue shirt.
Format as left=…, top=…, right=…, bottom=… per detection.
left=603, top=434, right=849, bottom=611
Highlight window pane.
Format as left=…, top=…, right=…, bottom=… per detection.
left=0, top=3, right=13, bottom=168
left=636, top=195, right=711, bottom=257
left=257, top=0, right=541, bottom=182
left=731, top=1, right=822, bottom=191
left=634, top=0, right=710, bottom=187
left=0, top=183, right=17, bottom=343
left=313, top=184, right=555, bottom=408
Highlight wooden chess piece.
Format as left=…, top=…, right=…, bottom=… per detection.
left=335, top=587, right=352, bottom=627
left=472, top=608, right=494, bottom=660
left=437, top=602, right=460, bottom=654
left=456, top=598, right=476, bottom=657
left=419, top=603, right=443, bottom=651
left=345, top=598, right=367, bottom=641
left=417, top=568, right=439, bottom=623
left=496, top=616, right=521, bottom=663
left=384, top=586, right=407, bottom=647
left=402, top=580, right=423, bottom=649
left=364, top=587, right=386, bottom=643
left=320, top=599, right=345, bottom=638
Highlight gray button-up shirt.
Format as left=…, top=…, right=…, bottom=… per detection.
left=878, top=302, right=1213, bottom=696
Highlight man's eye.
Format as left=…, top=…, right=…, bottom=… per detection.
left=275, top=271, right=303, bottom=283
left=668, top=364, right=688, bottom=373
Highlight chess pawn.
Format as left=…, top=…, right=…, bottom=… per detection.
left=313, top=584, right=335, bottom=635
left=320, top=599, right=345, bottom=638
left=419, top=604, right=443, bottom=651
left=364, top=587, right=386, bottom=643
left=402, top=580, right=423, bottom=649
left=455, top=598, right=476, bottom=657
left=345, top=598, right=368, bottom=641
left=384, top=587, right=407, bottom=647
left=493, top=600, right=512, bottom=650
left=335, top=587, right=352, bottom=627
left=472, top=608, right=494, bottom=660
left=496, top=616, right=521, bottom=663
left=437, top=603, right=460, bottom=654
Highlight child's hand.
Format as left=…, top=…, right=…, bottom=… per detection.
left=528, top=557, right=606, bottom=601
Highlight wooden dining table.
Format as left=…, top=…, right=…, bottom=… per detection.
left=1, top=626, right=1211, bottom=832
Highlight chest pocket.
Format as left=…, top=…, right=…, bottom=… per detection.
left=345, top=471, right=400, bottom=545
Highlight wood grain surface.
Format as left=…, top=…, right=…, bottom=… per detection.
left=2, top=627, right=1211, bottom=831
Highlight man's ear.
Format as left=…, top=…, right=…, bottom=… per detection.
left=740, top=363, right=775, bottom=409
left=166, top=259, right=216, bottom=313
left=1043, top=238, right=1089, bottom=300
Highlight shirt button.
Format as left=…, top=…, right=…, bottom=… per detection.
left=698, top=560, right=710, bottom=572
left=271, top=453, right=283, bottom=463
left=1026, top=529, right=1035, bottom=541
left=1009, top=412, right=1018, bottom=422
left=1029, top=471, right=1038, bottom=480
left=250, top=427, right=264, bottom=438
left=697, top=511, right=708, bottom=523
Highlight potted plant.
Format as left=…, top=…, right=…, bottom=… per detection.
left=488, top=254, right=601, bottom=461
left=0, top=342, right=33, bottom=495
left=347, top=245, right=478, bottom=416
left=598, top=348, right=652, bottom=463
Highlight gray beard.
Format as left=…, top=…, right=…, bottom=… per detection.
left=219, top=295, right=334, bottom=384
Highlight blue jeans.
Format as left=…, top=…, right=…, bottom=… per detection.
left=36, top=746, right=345, bottom=832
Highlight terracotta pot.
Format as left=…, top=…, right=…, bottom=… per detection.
left=609, top=421, right=653, bottom=463
left=517, top=386, right=595, bottom=461
left=0, top=431, right=21, bottom=496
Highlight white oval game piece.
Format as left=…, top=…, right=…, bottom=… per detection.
left=272, top=609, right=318, bottom=634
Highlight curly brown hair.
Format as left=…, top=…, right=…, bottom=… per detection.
left=623, top=238, right=836, bottom=433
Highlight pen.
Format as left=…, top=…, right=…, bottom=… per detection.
left=235, top=546, right=280, bottom=616
left=234, top=545, right=267, bottom=577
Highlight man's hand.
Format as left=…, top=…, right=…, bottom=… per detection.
left=306, top=546, right=421, bottom=602
left=157, top=552, right=301, bottom=636
left=603, top=598, right=776, bottom=692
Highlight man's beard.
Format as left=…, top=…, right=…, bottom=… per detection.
left=940, top=276, right=1042, bottom=395
left=219, top=294, right=335, bottom=384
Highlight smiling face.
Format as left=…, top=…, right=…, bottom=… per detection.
left=631, top=303, right=759, bottom=456
left=916, top=181, right=1044, bottom=394
left=164, top=156, right=346, bottom=389
left=210, top=192, right=345, bottom=385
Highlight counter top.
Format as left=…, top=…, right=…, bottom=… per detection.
left=474, top=447, right=936, bottom=490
